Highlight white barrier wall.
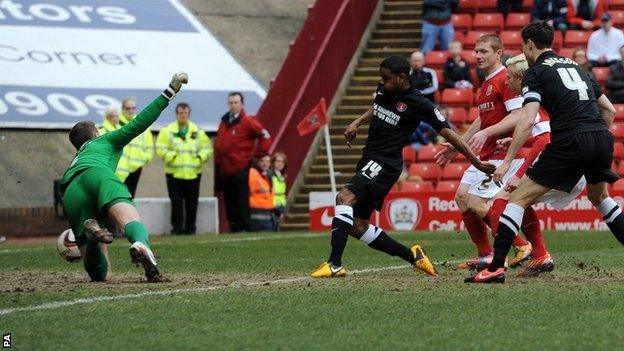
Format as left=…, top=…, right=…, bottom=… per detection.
left=134, top=197, right=218, bottom=235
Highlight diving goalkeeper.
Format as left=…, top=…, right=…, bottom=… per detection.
left=61, top=72, right=188, bottom=283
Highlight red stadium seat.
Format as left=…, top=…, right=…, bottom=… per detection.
left=614, top=142, right=624, bottom=163
left=464, top=31, right=492, bottom=49
left=402, top=146, right=416, bottom=166
left=461, top=50, right=477, bottom=65
left=452, top=13, right=472, bottom=33
left=447, top=107, right=468, bottom=125
left=612, top=179, right=624, bottom=191
left=615, top=104, right=624, bottom=121
left=468, top=107, right=480, bottom=123
left=441, top=89, right=474, bottom=108
left=472, top=13, right=504, bottom=32
left=610, top=0, right=624, bottom=10
left=418, top=144, right=445, bottom=162
left=553, top=30, right=563, bottom=49
left=425, top=50, right=450, bottom=69
left=401, top=181, right=435, bottom=193
left=408, top=163, right=442, bottom=182
left=616, top=162, right=624, bottom=176
left=500, top=31, right=523, bottom=50
left=505, top=12, right=531, bottom=30
left=593, top=67, right=610, bottom=85
left=442, top=163, right=470, bottom=180
left=611, top=11, right=624, bottom=26
left=434, top=69, right=444, bottom=86
left=522, top=0, right=534, bottom=12
left=454, top=31, right=466, bottom=44
left=479, top=0, right=498, bottom=12
left=436, top=180, right=460, bottom=192
left=557, top=47, right=576, bottom=59
left=565, top=30, right=591, bottom=47
left=610, top=123, right=624, bottom=141
left=458, top=0, right=478, bottom=13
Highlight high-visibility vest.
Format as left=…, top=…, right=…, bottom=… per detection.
left=119, top=111, right=154, bottom=173
left=272, top=172, right=286, bottom=208
left=249, top=167, right=274, bottom=210
left=99, top=119, right=131, bottom=181
left=156, top=120, right=213, bottom=180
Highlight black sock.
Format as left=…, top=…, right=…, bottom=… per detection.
left=489, top=203, right=524, bottom=271
left=597, top=197, right=624, bottom=245
left=368, top=231, right=414, bottom=264
left=328, top=205, right=353, bottom=266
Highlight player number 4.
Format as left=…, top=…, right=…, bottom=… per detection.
left=557, top=67, right=589, bottom=101
left=361, top=160, right=382, bottom=179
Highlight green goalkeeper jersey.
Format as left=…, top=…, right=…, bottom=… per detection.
left=62, top=96, right=169, bottom=191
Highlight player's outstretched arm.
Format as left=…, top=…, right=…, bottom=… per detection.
left=493, top=101, right=538, bottom=186
left=438, top=128, right=495, bottom=174
left=108, top=72, right=188, bottom=148
left=468, top=109, right=522, bottom=154
left=435, top=117, right=481, bottom=166
left=345, top=107, right=373, bottom=148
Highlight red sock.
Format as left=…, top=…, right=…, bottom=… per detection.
left=462, top=211, right=492, bottom=256
left=521, top=207, right=547, bottom=257
left=486, top=199, right=529, bottom=246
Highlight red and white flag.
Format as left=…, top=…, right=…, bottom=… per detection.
left=297, top=98, right=328, bottom=136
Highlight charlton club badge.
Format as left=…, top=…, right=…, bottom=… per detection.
left=396, top=102, right=407, bottom=112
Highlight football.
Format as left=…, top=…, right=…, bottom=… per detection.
left=56, top=229, right=82, bottom=262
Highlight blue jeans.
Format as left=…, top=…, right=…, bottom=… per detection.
left=421, top=21, right=454, bottom=54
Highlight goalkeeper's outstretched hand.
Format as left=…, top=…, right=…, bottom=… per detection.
left=170, top=72, right=189, bottom=92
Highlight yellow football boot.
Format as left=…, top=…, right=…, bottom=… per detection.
left=411, top=245, right=438, bottom=277
left=510, top=243, right=532, bottom=267
left=310, top=262, right=347, bottom=278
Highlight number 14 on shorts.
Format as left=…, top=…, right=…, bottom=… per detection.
left=361, top=160, right=382, bottom=179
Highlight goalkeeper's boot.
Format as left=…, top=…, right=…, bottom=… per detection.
left=510, top=242, right=532, bottom=267
left=457, top=254, right=493, bottom=271
left=84, top=219, right=114, bottom=244
left=130, top=242, right=167, bottom=283
left=517, top=253, right=554, bottom=277
left=310, top=262, right=346, bottom=278
left=411, top=245, right=438, bottom=277
left=464, top=267, right=506, bottom=283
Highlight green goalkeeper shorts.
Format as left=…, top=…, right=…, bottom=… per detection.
left=62, top=166, right=133, bottom=246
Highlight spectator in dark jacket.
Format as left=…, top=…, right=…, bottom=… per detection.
left=214, top=92, right=272, bottom=232
left=421, top=0, right=458, bottom=54
left=531, top=0, right=569, bottom=32
left=566, top=0, right=607, bottom=30
left=606, top=46, right=624, bottom=103
left=498, top=0, right=523, bottom=17
left=443, top=40, right=473, bottom=89
left=409, top=50, right=439, bottom=102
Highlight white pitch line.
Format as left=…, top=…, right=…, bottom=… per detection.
left=0, top=260, right=464, bottom=317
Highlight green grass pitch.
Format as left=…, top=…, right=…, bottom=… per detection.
left=1, top=230, right=624, bottom=350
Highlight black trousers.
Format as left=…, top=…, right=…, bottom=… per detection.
left=222, top=168, right=251, bottom=232
left=497, top=0, right=522, bottom=15
left=124, top=167, right=143, bottom=198
left=166, top=174, right=201, bottom=234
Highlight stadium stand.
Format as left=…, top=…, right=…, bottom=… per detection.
left=451, top=13, right=472, bottom=33
left=505, top=12, right=531, bottom=31
left=401, top=181, right=435, bottom=192
left=441, top=89, right=473, bottom=108
left=418, top=145, right=445, bottom=162
left=436, top=180, right=460, bottom=192
left=402, top=146, right=416, bottom=167
left=442, top=163, right=470, bottom=181
left=614, top=104, right=624, bottom=121
left=472, top=13, right=504, bottom=32
left=408, top=163, right=442, bottom=182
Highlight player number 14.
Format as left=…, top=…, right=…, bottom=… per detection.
left=557, top=67, right=589, bottom=101
left=361, top=160, right=382, bottom=179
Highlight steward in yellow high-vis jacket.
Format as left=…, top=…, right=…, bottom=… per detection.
left=119, top=98, right=154, bottom=197
left=156, top=102, right=213, bottom=234
left=99, top=107, right=131, bottom=182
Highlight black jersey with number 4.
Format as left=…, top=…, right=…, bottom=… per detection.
left=362, top=84, right=451, bottom=172
left=521, top=51, right=607, bottom=142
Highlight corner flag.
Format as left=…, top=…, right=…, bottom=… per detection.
left=297, top=98, right=328, bottom=136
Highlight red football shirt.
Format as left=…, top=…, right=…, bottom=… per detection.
left=476, top=66, right=524, bottom=160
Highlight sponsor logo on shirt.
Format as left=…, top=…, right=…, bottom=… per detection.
left=486, top=85, right=493, bottom=96
left=434, top=108, right=446, bottom=122
left=373, top=103, right=401, bottom=126
left=478, top=101, right=496, bottom=112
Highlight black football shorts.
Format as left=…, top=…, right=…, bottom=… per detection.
left=527, top=130, right=619, bottom=192
left=345, top=158, right=402, bottom=220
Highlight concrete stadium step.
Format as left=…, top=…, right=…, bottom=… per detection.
left=280, top=222, right=309, bottom=231
left=336, top=105, right=369, bottom=115
left=309, top=164, right=355, bottom=172
left=346, top=86, right=377, bottom=95
left=384, top=1, right=423, bottom=12
left=305, top=173, right=354, bottom=185
left=368, top=38, right=419, bottom=49
left=314, top=154, right=361, bottom=163
left=380, top=11, right=423, bottom=21
left=372, top=29, right=421, bottom=39
left=376, top=20, right=422, bottom=30
left=350, top=76, right=381, bottom=86
left=363, top=48, right=419, bottom=59
left=341, top=95, right=374, bottom=106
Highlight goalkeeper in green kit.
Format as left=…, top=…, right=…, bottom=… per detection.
left=61, top=72, right=188, bottom=283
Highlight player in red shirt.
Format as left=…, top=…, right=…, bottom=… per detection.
left=436, top=34, right=535, bottom=268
